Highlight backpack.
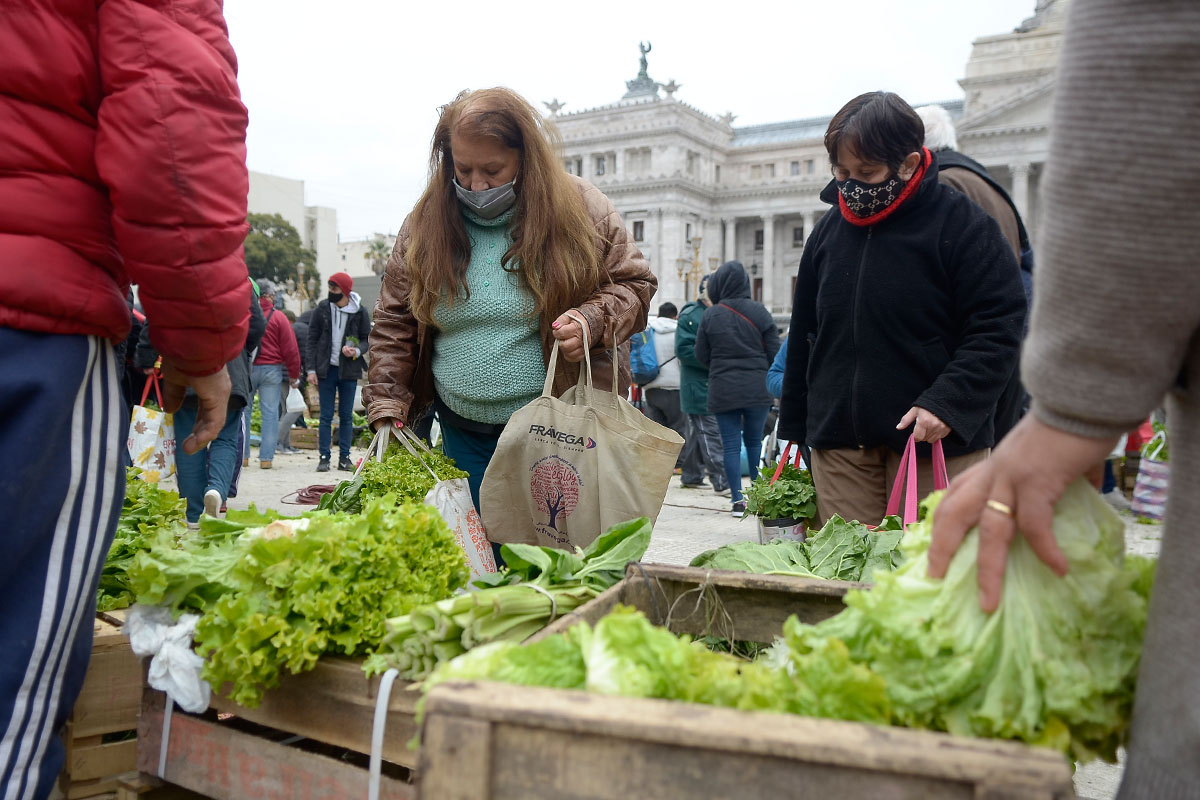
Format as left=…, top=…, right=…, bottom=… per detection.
left=629, top=326, right=677, bottom=385
left=629, top=327, right=660, bottom=385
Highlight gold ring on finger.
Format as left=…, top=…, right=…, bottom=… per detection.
left=985, top=499, right=1015, bottom=518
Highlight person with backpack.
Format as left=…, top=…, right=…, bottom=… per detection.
left=695, top=261, right=780, bottom=516
left=676, top=276, right=730, bottom=495
left=634, top=302, right=687, bottom=455
left=917, top=103, right=1032, bottom=442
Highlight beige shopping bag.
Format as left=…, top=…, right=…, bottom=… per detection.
left=480, top=312, right=683, bottom=550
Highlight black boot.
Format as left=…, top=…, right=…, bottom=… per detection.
left=338, top=455, right=354, bottom=472
left=316, top=456, right=331, bottom=472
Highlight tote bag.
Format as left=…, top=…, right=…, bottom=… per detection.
left=480, top=312, right=684, bottom=550
left=127, top=370, right=176, bottom=483
left=1131, top=430, right=1169, bottom=521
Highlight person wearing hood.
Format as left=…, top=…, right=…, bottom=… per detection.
left=364, top=87, right=656, bottom=551
left=640, top=302, right=687, bottom=458
left=248, top=282, right=302, bottom=468
left=778, top=91, right=1025, bottom=526
left=307, top=271, right=372, bottom=471
left=695, top=261, right=780, bottom=516
left=676, top=274, right=730, bottom=495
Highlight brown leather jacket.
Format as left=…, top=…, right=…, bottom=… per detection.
left=363, top=175, right=657, bottom=426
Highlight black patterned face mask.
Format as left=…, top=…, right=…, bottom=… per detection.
left=837, top=175, right=905, bottom=218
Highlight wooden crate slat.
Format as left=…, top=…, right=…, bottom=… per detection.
left=68, top=737, right=137, bottom=782
left=72, top=619, right=141, bottom=738
left=420, top=682, right=1074, bottom=800
left=207, top=656, right=420, bottom=768
left=138, top=691, right=413, bottom=800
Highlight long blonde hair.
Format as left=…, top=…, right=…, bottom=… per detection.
left=406, top=88, right=603, bottom=327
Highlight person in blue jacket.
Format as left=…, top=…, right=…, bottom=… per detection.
left=767, top=337, right=788, bottom=398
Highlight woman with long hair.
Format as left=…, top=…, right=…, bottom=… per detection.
left=364, top=87, right=656, bottom=531
left=777, top=91, right=1026, bottom=526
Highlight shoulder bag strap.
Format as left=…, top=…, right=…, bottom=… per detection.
left=718, top=303, right=767, bottom=351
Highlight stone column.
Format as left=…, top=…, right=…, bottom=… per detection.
left=655, top=208, right=665, bottom=296
left=1009, top=162, right=1030, bottom=222
left=723, top=218, right=736, bottom=262
left=762, top=214, right=776, bottom=310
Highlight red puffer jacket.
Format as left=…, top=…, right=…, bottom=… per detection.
left=0, top=0, right=250, bottom=375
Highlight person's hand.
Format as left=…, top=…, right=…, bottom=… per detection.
left=307, top=370, right=318, bottom=386
left=372, top=418, right=404, bottom=432
left=551, top=310, right=589, bottom=362
left=342, top=345, right=358, bottom=358
left=142, top=367, right=155, bottom=375
left=897, top=406, right=951, bottom=442
left=290, top=378, right=299, bottom=388
left=928, top=414, right=1119, bottom=612
left=159, top=361, right=232, bottom=455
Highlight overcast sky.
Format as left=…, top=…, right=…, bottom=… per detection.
left=224, top=0, right=1039, bottom=241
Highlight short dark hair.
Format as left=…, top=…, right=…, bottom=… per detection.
left=282, top=309, right=297, bottom=322
left=657, top=302, right=678, bottom=319
left=824, top=92, right=924, bottom=174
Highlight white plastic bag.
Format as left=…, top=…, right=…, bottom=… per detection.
left=285, top=386, right=306, bottom=414
left=125, top=604, right=211, bottom=713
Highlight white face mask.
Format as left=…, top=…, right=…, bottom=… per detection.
left=454, top=177, right=517, bottom=219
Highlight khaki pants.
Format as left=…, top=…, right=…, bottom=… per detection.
left=809, top=446, right=989, bottom=527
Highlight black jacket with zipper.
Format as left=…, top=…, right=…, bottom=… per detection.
left=777, top=151, right=1025, bottom=457
left=308, top=298, right=372, bottom=381
left=694, top=261, right=780, bottom=414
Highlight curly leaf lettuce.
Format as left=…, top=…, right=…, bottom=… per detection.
left=788, top=481, right=1152, bottom=761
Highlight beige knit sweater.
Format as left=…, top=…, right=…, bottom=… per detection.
left=1023, top=1, right=1200, bottom=796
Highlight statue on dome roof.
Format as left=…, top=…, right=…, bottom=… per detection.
left=623, top=41, right=660, bottom=100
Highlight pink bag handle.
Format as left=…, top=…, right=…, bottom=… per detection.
left=885, top=436, right=949, bottom=524
left=140, top=361, right=164, bottom=408
left=769, top=442, right=806, bottom=485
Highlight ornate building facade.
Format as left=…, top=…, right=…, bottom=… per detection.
left=552, top=2, right=1067, bottom=314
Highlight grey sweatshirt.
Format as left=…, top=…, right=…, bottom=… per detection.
left=1021, top=1, right=1200, bottom=796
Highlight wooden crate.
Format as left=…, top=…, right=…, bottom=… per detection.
left=289, top=428, right=318, bottom=450
left=60, top=614, right=142, bottom=799
left=419, top=563, right=1076, bottom=800
left=138, top=689, right=413, bottom=800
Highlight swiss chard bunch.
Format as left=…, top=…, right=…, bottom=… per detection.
left=97, top=468, right=187, bottom=612
left=743, top=461, right=817, bottom=523
left=366, top=518, right=653, bottom=681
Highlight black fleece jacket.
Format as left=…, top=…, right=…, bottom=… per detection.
left=695, top=261, right=780, bottom=414
left=778, top=152, right=1025, bottom=457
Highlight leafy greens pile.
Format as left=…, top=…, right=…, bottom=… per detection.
left=366, top=517, right=652, bottom=681
left=690, top=514, right=905, bottom=582
left=318, top=442, right=467, bottom=514
left=743, top=461, right=817, bottom=523
left=421, top=604, right=890, bottom=727
left=97, top=468, right=187, bottom=612
left=425, top=480, right=1153, bottom=762
left=777, top=481, right=1154, bottom=761
left=129, top=497, right=469, bottom=707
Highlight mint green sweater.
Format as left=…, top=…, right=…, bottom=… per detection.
left=432, top=208, right=544, bottom=424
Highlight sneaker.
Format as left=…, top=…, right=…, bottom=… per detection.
left=243, top=458, right=249, bottom=468
left=1102, top=490, right=1131, bottom=513
left=186, top=521, right=200, bottom=531
left=317, top=457, right=331, bottom=472
left=203, top=489, right=221, bottom=519
left=731, top=501, right=747, bottom=518
left=680, top=481, right=707, bottom=489
left=713, top=486, right=731, bottom=497
left=338, top=456, right=354, bottom=472
left=276, top=446, right=298, bottom=455
left=260, top=460, right=272, bottom=470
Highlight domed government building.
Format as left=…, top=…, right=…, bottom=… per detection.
left=550, top=1, right=1067, bottom=313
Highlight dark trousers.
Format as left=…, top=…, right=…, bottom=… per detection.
left=173, top=403, right=242, bottom=523
left=440, top=420, right=504, bottom=565
left=714, top=406, right=771, bottom=504
left=0, top=331, right=124, bottom=799
left=681, top=413, right=728, bottom=490
left=318, top=364, right=356, bottom=460
left=643, top=388, right=687, bottom=467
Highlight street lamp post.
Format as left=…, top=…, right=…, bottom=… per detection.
left=675, top=235, right=706, bottom=303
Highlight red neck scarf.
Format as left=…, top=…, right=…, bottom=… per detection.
left=837, top=147, right=932, bottom=227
